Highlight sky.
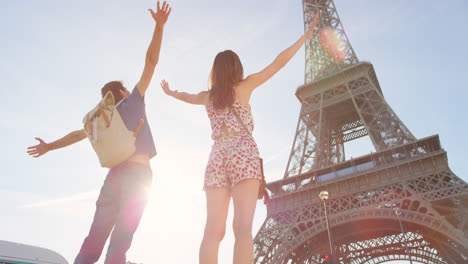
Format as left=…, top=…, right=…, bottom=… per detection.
left=1, top=0, right=467, bottom=264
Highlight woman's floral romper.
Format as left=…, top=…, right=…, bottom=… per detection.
left=204, top=99, right=262, bottom=188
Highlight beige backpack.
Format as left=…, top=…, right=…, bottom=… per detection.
left=82, top=91, right=143, bottom=168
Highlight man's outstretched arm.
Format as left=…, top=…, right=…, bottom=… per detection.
left=27, top=129, right=87, bottom=158
left=136, top=1, right=172, bottom=96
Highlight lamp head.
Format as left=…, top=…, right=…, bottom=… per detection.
left=319, top=190, right=329, bottom=201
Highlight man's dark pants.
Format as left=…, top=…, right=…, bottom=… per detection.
left=74, top=162, right=152, bottom=264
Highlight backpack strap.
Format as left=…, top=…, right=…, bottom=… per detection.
left=98, top=104, right=111, bottom=128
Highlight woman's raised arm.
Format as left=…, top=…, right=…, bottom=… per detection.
left=160, top=80, right=209, bottom=105
left=239, top=12, right=319, bottom=93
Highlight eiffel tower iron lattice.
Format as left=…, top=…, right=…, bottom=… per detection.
left=253, top=1, right=468, bottom=263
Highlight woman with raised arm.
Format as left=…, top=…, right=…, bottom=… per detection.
left=161, top=13, right=319, bottom=264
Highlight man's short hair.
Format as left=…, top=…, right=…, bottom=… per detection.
left=101, top=81, right=126, bottom=103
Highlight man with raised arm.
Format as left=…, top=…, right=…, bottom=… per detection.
left=26, top=2, right=171, bottom=263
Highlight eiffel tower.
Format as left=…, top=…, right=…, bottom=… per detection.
left=253, top=1, right=468, bottom=263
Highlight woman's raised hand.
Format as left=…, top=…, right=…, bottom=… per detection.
left=304, top=12, right=320, bottom=40
left=148, top=1, right=172, bottom=26
left=160, top=79, right=175, bottom=96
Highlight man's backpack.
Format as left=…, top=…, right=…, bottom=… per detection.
left=82, top=91, right=142, bottom=168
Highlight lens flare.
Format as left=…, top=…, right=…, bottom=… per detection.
left=318, top=27, right=348, bottom=65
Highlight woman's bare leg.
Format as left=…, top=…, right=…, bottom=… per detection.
left=199, top=187, right=230, bottom=264
left=232, top=179, right=260, bottom=264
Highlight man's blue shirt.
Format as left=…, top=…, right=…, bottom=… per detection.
left=116, top=86, right=156, bottom=159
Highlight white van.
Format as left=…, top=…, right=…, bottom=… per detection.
left=0, top=240, right=68, bottom=264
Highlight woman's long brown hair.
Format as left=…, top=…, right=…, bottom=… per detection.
left=209, top=50, right=244, bottom=109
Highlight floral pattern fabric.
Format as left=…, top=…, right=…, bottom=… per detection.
left=206, top=100, right=254, bottom=140
left=204, top=100, right=262, bottom=189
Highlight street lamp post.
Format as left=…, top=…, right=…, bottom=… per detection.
left=393, top=207, right=414, bottom=264
left=319, top=191, right=336, bottom=263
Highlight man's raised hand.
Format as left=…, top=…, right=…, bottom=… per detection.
left=148, top=1, right=172, bottom=26
left=27, top=138, right=49, bottom=158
